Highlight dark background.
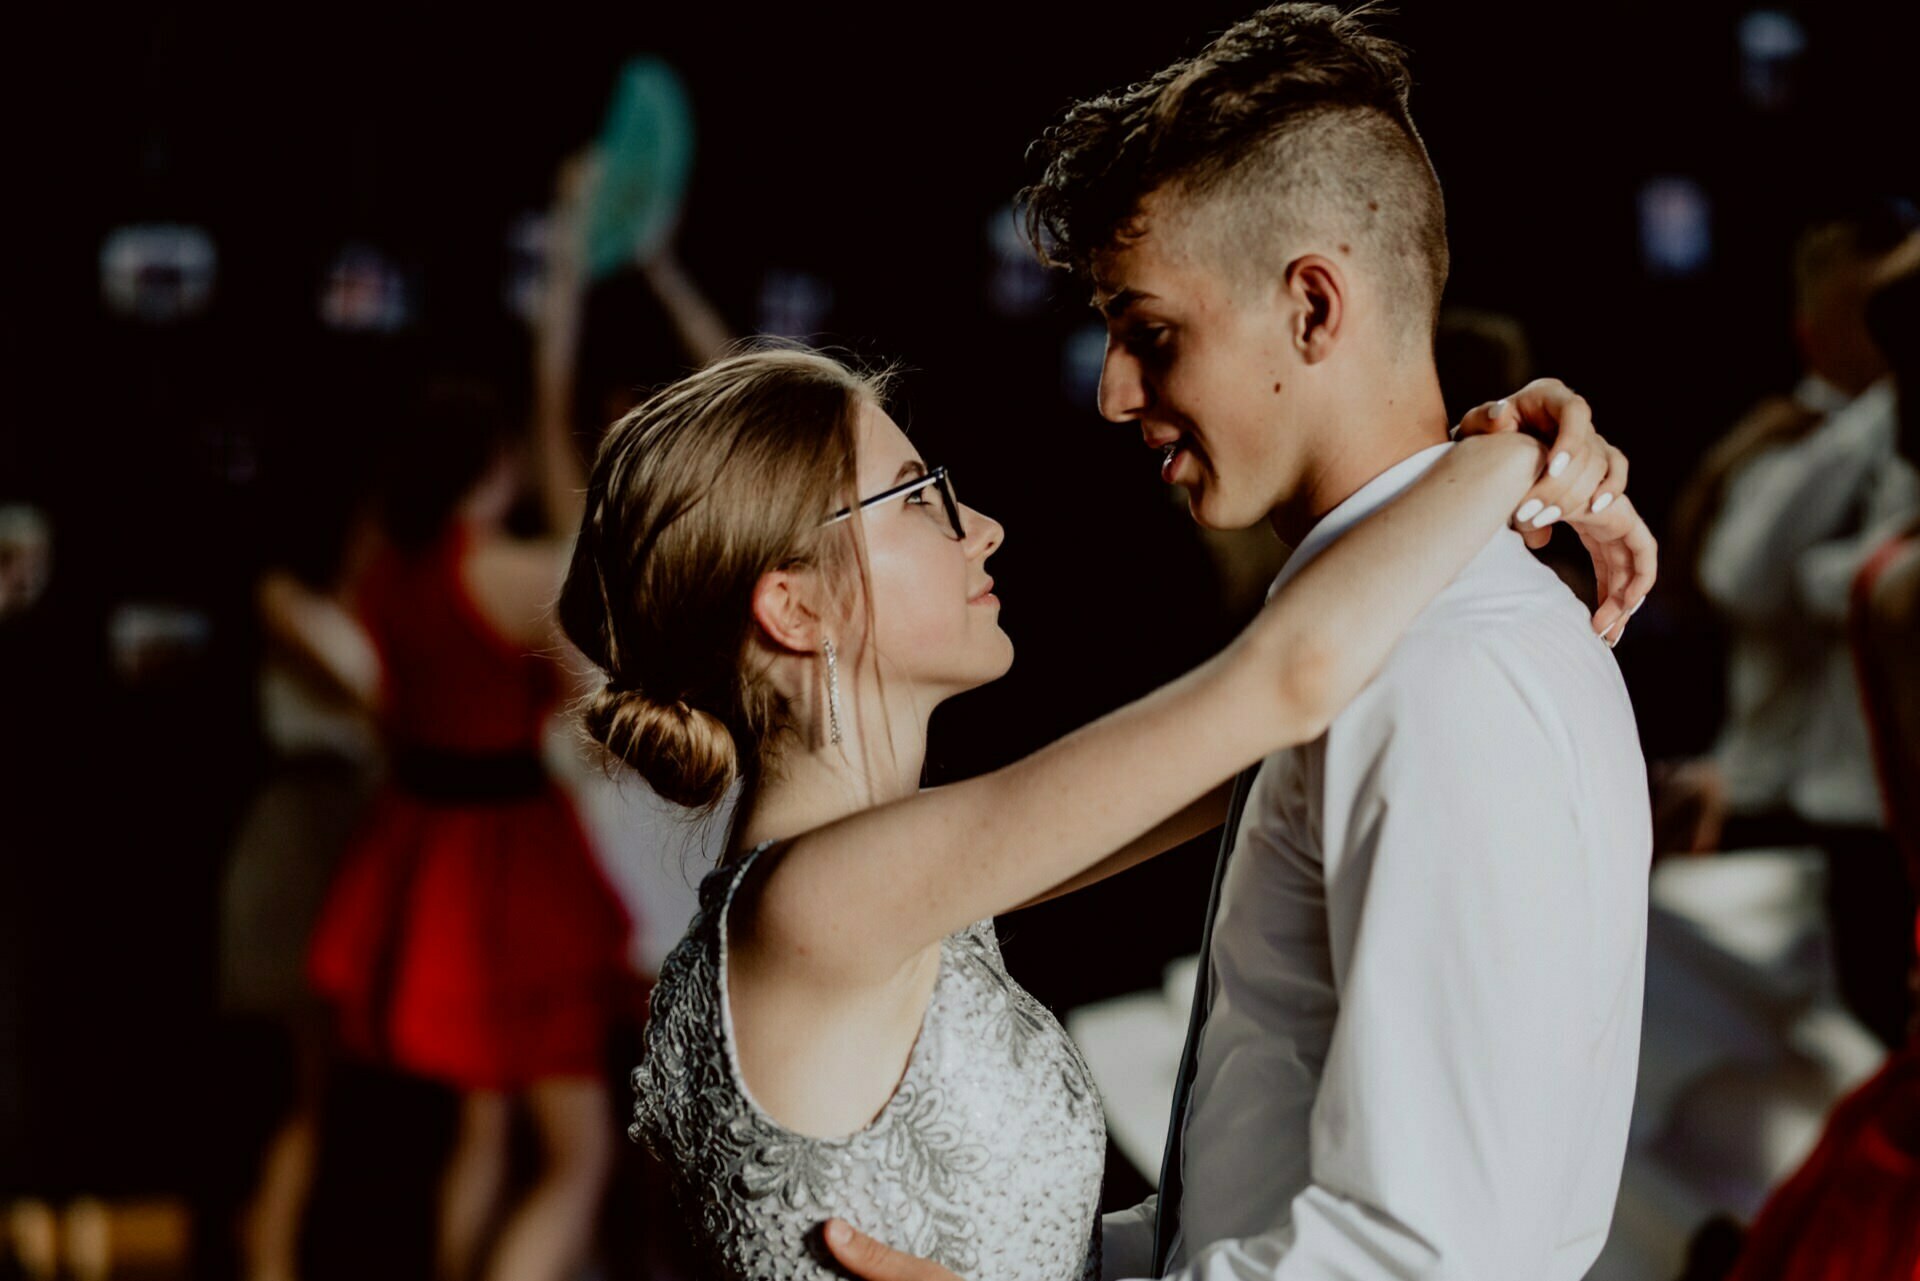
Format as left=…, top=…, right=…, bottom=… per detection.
left=5, top=0, right=1919, bottom=1206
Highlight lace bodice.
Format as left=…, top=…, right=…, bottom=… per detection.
left=632, top=845, right=1106, bottom=1281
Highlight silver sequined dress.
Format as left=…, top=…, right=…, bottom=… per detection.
left=632, top=844, right=1106, bottom=1281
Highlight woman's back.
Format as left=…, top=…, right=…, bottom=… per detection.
left=634, top=846, right=1106, bottom=1281
left=357, top=523, right=557, bottom=754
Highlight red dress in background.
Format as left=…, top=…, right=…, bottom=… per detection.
left=1728, top=535, right=1920, bottom=1281
left=308, top=524, right=631, bottom=1090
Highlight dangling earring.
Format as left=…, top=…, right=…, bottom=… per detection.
left=822, top=639, right=844, bottom=746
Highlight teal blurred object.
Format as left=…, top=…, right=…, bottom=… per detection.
left=586, top=57, right=695, bottom=280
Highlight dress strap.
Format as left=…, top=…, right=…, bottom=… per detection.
left=699, top=840, right=776, bottom=915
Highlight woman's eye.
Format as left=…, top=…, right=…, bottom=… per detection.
left=905, top=489, right=934, bottom=509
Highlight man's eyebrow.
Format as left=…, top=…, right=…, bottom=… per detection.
left=1094, top=287, right=1153, bottom=319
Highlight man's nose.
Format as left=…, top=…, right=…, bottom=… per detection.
left=1096, top=336, right=1149, bottom=424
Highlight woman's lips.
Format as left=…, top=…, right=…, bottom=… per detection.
left=968, top=578, right=997, bottom=606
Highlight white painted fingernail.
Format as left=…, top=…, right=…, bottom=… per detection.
left=1490, top=399, right=1509, bottom=420
left=1516, top=499, right=1544, bottom=523
left=1630, top=596, right=1645, bottom=615
left=1529, top=504, right=1562, bottom=529
left=1549, top=451, right=1571, bottom=478
left=1590, top=492, right=1614, bottom=514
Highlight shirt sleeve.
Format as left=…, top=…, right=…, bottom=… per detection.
left=1101, top=1196, right=1158, bottom=1281
left=1150, top=634, right=1623, bottom=1281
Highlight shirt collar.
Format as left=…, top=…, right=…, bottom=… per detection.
left=1794, top=374, right=1854, bottom=416
left=1270, top=442, right=1456, bottom=598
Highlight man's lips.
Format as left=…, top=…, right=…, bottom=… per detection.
left=1157, top=437, right=1205, bottom=486
left=1144, top=427, right=1204, bottom=485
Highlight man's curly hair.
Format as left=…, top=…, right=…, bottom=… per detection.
left=1021, top=3, right=1449, bottom=335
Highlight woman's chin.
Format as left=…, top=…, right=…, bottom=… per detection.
left=968, top=635, right=1017, bottom=690
left=923, top=638, right=1016, bottom=705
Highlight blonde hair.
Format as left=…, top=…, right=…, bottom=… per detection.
left=559, top=346, right=891, bottom=810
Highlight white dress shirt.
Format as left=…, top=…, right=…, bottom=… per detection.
left=1699, top=376, right=1920, bottom=827
left=1104, top=444, right=1651, bottom=1280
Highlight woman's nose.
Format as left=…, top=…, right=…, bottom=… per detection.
left=962, top=504, right=1003, bottom=558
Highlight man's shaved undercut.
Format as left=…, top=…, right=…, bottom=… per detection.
left=1023, top=3, right=1450, bottom=345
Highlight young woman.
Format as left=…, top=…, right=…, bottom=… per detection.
left=563, top=348, right=1646, bottom=1281
left=301, top=372, right=636, bottom=1281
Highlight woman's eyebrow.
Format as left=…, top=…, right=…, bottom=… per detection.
left=894, top=460, right=928, bottom=482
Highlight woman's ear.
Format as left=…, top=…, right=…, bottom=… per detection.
left=750, top=569, right=823, bottom=654
left=1284, top=254, right=1346, bottom=363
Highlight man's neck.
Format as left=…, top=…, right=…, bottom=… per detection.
left=1268, top=365, right=1451, bottom=546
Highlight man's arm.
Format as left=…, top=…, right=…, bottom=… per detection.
left=1014, top=787, right=1230, bottom=911
left=825, top=1203, right=1162, bottom=1281
left=1100, top=1197, right=1158, bottom=1281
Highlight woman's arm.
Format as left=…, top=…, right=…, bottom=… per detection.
left=256, top=570, right=382, bottom=711
left=641, top=250, right=732, bottom=369
left=529, top=158, right=593, bottom=540
left=750, top=432, right=1550, bottom=983
left=529, top=165, right=732, bottom=536
left=1018, top=380, right=1659, bottom=910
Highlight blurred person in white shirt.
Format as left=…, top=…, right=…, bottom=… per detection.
left=1662, top=202, right=1920, bottom=1046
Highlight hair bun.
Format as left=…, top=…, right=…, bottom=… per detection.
left=583, top=682, right=738, bottom=811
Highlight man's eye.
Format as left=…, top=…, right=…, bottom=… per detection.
left=1127, top=326, right=1171, bottom=356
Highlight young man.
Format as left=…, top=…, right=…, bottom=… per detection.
left=830, top=4, right=1654, bottom=1278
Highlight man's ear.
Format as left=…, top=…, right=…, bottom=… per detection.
left=1283, top=254, right=1345, bottom=363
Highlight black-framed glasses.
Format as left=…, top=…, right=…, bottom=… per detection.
left=823, top=465, right=966, bottom=541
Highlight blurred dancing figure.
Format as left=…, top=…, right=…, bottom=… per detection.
left=304, top=153, right=713, bottom=1281
left=1723, top=232, right=1920, bottom=1281
left=1666, top=206, right=1920, bottom=851
left=221, top=558, right=380, bottom=1281
left=302, top=370, right=632, bottom=1281
left=1663, top=205, right=1920, bottom=1046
